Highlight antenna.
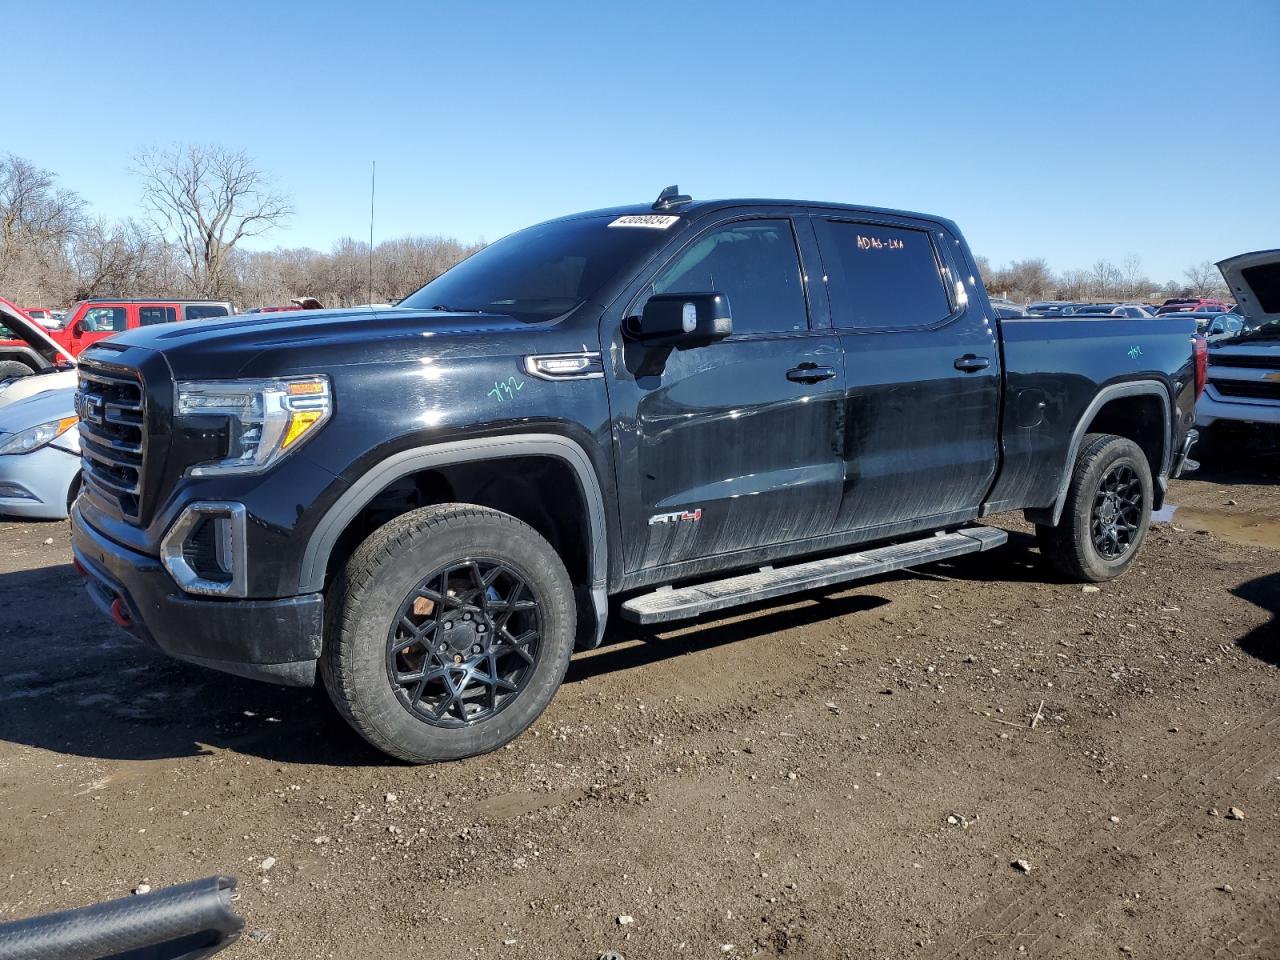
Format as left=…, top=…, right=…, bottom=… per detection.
left=652, top=184, right=692, bottom=211
left=368, top=160, right=376, bottom=304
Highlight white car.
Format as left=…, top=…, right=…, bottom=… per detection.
left=1195, top=249, right=1280, bottom=446
left=0, top=299, right=77, bottom=408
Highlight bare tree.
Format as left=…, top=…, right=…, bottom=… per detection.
left=1120, top=253, right=1149, bottom=301
left=0, top=154, right=86, bottom=302
left=1087, top=259, right=1122, bottom=299
left=1182, top=260, right=1222, bottom=298
left=134, top=144, right=292, bottom=298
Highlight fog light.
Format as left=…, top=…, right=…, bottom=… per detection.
left=160, top=502, right=248, bottom=597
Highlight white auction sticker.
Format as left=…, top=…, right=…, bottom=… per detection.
left=609, top=215, right=680, bottom=229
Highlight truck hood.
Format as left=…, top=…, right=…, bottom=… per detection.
left=102, top=305, right=536, bottom=379
left=1216, top=249, right=1280, bottom=336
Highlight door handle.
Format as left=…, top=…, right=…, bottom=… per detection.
left=953, top=355, right=990, bottom=373
left=786, top=363, right=837, bottom=384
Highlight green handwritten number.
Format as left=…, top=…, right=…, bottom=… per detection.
left=489, top=376, right=527, bottom=403
left=1127, top=345, right=1143, bottom=360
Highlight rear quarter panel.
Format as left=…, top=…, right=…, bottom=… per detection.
left=985, top=317, right=1197, bottom=513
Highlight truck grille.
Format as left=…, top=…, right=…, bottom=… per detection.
left=1211, top=379, right=1280, bottom=402
left=76, top=362, right=147, bottom=519
left=1209, top=354, right=1277, bottom=370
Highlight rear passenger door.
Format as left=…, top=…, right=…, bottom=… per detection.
left=811, top=214, right=1000, bottom=538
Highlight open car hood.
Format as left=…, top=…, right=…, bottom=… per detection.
left=0, top=297, right=76, bottom=366
left=1216, top=249, right=1280, bottom=328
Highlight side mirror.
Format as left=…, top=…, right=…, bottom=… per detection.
left=625, top=293, right=732, bottom=349
left=72, top=319, right=85, bottom=336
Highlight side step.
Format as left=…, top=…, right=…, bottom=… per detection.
left=621, top=526, right=1008, bottom=624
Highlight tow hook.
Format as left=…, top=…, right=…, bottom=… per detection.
left=110, top=597, right=133, bottom=629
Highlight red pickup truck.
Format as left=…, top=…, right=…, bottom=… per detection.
left=50, top=299, right=234, bottom=356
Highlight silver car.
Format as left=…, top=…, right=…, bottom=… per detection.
left=0, top=387, right=80, bottom=519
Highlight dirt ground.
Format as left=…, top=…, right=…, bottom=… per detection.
left=1, top=457, right=1276, bottom=960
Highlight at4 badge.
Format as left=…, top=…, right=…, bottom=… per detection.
left=649, top=508, right=703, bottom=526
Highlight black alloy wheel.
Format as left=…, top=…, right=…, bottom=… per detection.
left=386, top=558, right=542, bottom=727
left=1090, top=463, right=1143, bottom=560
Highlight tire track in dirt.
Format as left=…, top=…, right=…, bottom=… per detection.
left=927, top=706, right=1280, bottom=959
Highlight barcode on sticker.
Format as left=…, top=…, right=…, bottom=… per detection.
left=609, top=215, right=680, bottom=229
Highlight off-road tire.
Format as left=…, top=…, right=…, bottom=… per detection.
left=321, top=503, right=576, bottom=763
left=1036, top=433, right=1153, bottom=582
left=0, top=360, right=32, bottom=379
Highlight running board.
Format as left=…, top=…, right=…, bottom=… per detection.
left=621, top=526, right=1008, bottom=624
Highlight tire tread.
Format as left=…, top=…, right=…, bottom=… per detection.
left=321, top=503, right=573, bottom=762
left=1037, top=433, right=1152, bottom=582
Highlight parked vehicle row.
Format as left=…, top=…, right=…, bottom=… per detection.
left=21, top=306, right=63, bottom=328
left=1025, top=301, right=1156, bottom=318
left=48, top=299, right=234, bottom=357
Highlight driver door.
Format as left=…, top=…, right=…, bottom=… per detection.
left=70, top=303, right=131, bottom=352
left=606, top=215, right=846, bottom=577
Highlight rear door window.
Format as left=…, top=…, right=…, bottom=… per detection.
left=816, top=220, right=953, bottom=329
left=138, top=305, right=178, bottom=326
left=651, top=219, right=809, bottom=336
left=184, top=304, right=230, bottom=320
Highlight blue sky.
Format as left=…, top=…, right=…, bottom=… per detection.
left=7, top=0, right=1278, bottom=281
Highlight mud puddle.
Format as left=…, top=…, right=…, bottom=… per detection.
left=1154, top=503, right=1280, bottom=550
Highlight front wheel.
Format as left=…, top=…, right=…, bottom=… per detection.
left=1036, top=433, right=1153, bottom=582
left=322, top=504, right=576, bottom=762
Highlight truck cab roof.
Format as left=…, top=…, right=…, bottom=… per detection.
left=549, top=194, right=960, bottom=232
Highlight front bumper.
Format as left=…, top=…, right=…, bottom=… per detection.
left=1196, top=386, right=1280, bottom=429
left=71, top=504, right=324, bottom=686
left=0, top=443, right=80, bottom=519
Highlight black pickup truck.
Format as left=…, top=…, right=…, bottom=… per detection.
left=70, top=188, right=1203, bottom=762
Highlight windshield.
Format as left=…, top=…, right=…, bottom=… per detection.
left=400, top=215, right=677, bottom=323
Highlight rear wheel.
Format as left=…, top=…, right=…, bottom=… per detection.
left=322, top=504, right=576, bottom=762
left=0, top=360, right=32, bottom=379
left=1036, top=433, right=1153, bottom=582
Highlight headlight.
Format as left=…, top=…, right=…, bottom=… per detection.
left=175, top=376, right=331, bottom=476
left=0, top=416, right=78, bottom=456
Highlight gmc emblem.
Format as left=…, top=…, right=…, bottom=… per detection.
left=76, top=391, right=105, bottom=426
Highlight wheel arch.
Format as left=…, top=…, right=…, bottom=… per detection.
left=1029, top=380, right=1171, bottom=527
left=299, top=434, right=610, bottom=646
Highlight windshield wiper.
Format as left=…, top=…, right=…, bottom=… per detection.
left=429, top=304, right=487, bottom=314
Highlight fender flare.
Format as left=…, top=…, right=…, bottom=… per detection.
left=1034, top=380, right=1172, bottom=527
left=298, top=433, right=609, bottom=597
